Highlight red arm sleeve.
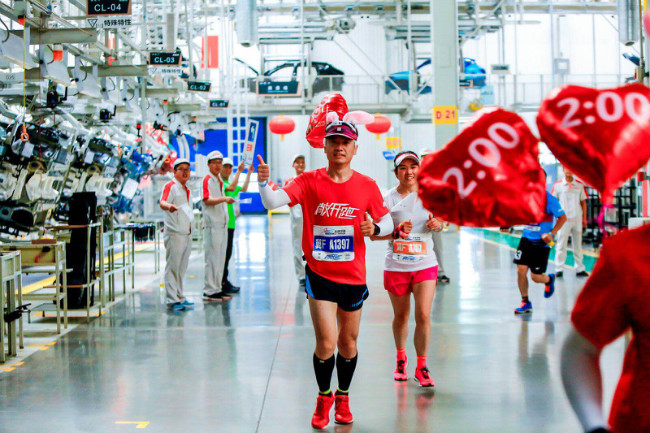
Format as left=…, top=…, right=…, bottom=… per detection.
left=161, top=181, right=174, bottom=202
left=366, top=180, right=390, bottom=220
left=571, top=240, right=630, bottom=349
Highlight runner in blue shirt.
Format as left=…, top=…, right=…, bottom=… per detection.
left=513, top=191, right=567, bottom=314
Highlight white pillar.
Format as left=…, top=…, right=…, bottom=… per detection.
left=431, top=0, right=460, bottom=149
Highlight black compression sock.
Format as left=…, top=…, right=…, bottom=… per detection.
left=522, top=296, right=530, bottom=303
left=336, top=352, right=358, bottom=393
left=313, top=353, right=335, bottom=394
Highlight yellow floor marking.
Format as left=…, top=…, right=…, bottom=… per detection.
left=24, top=342, right=56, bottom=350
left=21, top=243, right=152, bottom=295
left=22, top=277, right=56, bottom=295
left=0, top=361, right=24, bottom=372
left=115, top=421, right=150, bottom=429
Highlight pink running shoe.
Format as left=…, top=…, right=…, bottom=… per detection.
left=334, top=393, right=353, bottom=424
left=311, top=393, right=334, bottom=429
left=414, top=367, right=435, bottom=387
left=394, top=358, right=408, bottom=381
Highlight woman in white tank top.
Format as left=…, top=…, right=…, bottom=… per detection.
left=372, top=150, right=442, bottom=387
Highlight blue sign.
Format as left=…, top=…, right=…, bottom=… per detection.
left=383, top=150, right=397, bottom=160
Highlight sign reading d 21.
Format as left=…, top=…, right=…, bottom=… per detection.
left=86, top=0, right=131, bottom=15
left=433, top=106, right=458, bottom=125
left=386, top=137, right=402, bottom=150
left=187, top=81, right=211, bottom=92
left=242, top=119, right=259, bottom=166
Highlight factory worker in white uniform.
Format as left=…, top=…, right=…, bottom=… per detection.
left=201, top=151, right=235, bottom=301
left=284, top=154, right=306, bottom=288
left=159, top=158, right=195, bottom=311
left=551, top=166, right=589, bottom=277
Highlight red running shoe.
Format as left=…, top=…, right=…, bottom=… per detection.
left=394, top=358, right=408, bottom=381
left=311, top=393, right=334, bottom=429
left=414, top=367, right=435, bottom=387
left=334, top=393, right=353, bottom=424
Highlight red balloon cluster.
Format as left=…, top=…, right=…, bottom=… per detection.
left=269, top=116, right=296, bottom=140
left=418, top=108, right=546, bottom=227
left=306, top=93, right=349, bottom=148
left=417, top=82, right=650, bottom=227
left=537, top=84, right=650, bottom=204
left=365, top=114, right=391, bottom=139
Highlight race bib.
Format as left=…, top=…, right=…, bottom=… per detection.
left=313, top=225, right=354, bottom=262
left=393, top=236, right=427, bottom=263
left=524, top=225, right=541, bottom=232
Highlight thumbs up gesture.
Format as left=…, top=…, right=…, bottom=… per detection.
left=426, top=214, right=442, bottom=231
left=402, top=219, right=413, bottom=235
left=360, top=212, right=376, bottom=237
left=257, top=155, right=270, bottom=183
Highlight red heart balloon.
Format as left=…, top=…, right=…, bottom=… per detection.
left=306, top=93, right=349, bottom=148
left=537, top=84, right=650, bottom=204
left=418, top=108, right=546, bottom=227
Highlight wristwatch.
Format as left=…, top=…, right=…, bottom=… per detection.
left=373, top=223, right=380, bottom=236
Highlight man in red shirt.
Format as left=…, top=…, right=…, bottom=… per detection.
left=257, top=119, right=393, bottom=429
left=561, top=224, right=650, bottom=433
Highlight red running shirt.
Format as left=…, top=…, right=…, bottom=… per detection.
left=571, top=224, right=650, bottom=433
left=282, top=168, right=389, bottom=285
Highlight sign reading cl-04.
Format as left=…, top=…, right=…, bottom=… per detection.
left=148, top=52, right=181, bottom=66
left=187, top=81, right=211, bottom=92
left=86, top=0, right=131, bottom=15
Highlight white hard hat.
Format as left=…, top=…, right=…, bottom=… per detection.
left=207, top=150, right=224, bottom=162
left=292, top=154, right=305, bottom=164
left=222, top=157, right=234, bottom=167
left=173, top=158, right=190, bottom=169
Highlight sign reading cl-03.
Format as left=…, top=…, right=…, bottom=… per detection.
left=86, top=0, right=131, bottom=15
left=148, top=52, right=181, bottom=66
left=187, top=81, right=211, bottom=92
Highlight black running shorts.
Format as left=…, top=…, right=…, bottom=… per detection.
left=513, top=237, right=551, bottom=275
left=305, top=265, right=369, bottom=312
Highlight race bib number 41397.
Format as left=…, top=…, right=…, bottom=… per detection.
left=313, top=225, right=354, bottom=262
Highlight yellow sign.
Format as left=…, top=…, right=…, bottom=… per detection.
left=432, top=106, right=458, bottom=125
left=116, top=422, right=150, bottom=429
left=385, top=137, right=402, bottom=150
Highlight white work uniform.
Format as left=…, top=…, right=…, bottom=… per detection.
left=161, top=178, right=193, bottom=305
left=552, top=178, right=587, bottom=272
left=285, top=176, right=305, bottom=281
left=384, top=189, right=438, bottom=272
left=202, top=173, right=228, bottom=295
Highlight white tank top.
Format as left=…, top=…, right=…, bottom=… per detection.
left=383, top=188, right=438, bottom=272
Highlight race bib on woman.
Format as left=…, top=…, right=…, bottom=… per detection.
left=393, top=235, right=427, bottom=263
left=313, top=225, right=355, bottom=262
